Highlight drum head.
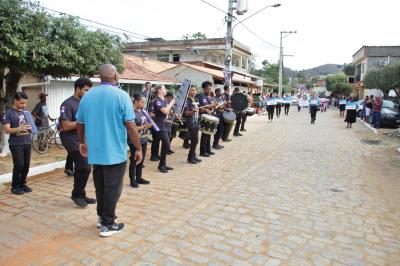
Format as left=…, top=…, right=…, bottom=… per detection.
left=222, top=111, right=236, bottom=122
left=230, top=93, right=248, bottom=111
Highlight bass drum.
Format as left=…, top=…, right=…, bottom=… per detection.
left=222, top=110, right=236, bottom=124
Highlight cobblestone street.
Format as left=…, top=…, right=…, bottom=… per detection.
left=0, top=109, right=399, bottom=266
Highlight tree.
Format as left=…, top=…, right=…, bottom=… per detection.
left=0, top=0, right=124, bottom=112
left=343, top=63, right=355, bottom=76
left=364, top=63, right=400, bottom=96
left=325, top=73, right=351, bottom=96
left=182, top=32, right=207, bottom=40
left=296, top=70, right=307, bottom=84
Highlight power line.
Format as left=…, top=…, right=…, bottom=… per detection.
left=32, top=2, right=151, bottom=40
left=238, top=23, right=280, bottom=49
left=198, top=0, right=227, bottom=15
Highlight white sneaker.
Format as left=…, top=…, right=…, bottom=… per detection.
left=99, top=223, right=124, bottom=237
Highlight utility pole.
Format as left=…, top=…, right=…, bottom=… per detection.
left=279, top=30, right=296, bottom=96
left=224, top=0, right=235, bottom=87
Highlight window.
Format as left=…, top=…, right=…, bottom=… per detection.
left=157, top=54, right=169, bottom=62
left=173, top=54, right=180, bottom=62
left=361, top=63, right=365, bottom=74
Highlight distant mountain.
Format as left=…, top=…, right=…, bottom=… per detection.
left=303, top=64, right=344, bottom=77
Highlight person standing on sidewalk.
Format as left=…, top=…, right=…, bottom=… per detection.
left=151, top=85, right=175, bottom=173
left=184, top=85, right=202, bottom=164
left=76, top=64, right=142, bottom=237
left=372, top=96, right=383, bottom=129
left=365, top=95, right=373, bottom=123
left=59, top=77, right=96, bottom=207
left=2, top=92, right=37, bottom=195
left=345, top=97, right=358, bottom=128
left=128, top=93, right=151, bottom=187
left=32, top=92, right=54, bottom=129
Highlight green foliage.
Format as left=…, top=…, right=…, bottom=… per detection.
left=343, top=63, right=355, bottom=76
left=0, top=0, right=124, bottom=108
left=325, top=73, right=351, bottom=96
left=296, top=70, right=307, bottom=84
left=250, top=60, right=288, bottom=85
left=364, top=63, right=400, bottom=96
left=182, top=32, right=207, bottom=40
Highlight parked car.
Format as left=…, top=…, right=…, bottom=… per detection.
left=381, top=100, right=400, bottom=127
left=356, top=100, right=364, bottom=117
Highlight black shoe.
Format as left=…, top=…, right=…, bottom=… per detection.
left=72, top=197, right=88, bottom=208
left=213, top=144, right=224, bottom=149
left=222, top=138, right=232, bottom=142
left=207, top=151, right=215, bottom=155
left=99, top=223, right=124, bottom=237
left=194, top=157, right=202, bottom=163
left=199, top=153, right=210, bottom=157
left=187, top=158, right=197, bottom=164
left=240, top=129, right=246, bottom=132
left=158, top=166, right=168, bottom=173
left=167, top=151, right=173, bottom=155
left=130, top=179, right=139, bottom=188
left=183, top=144, right=190, bottom=149
left=11, top=187, right=24, bottom=195
left=137, top=177, right=150, bottom=185
left=65, top=169, right=74, bottom=177
left=21, top=184, right=32, bottom=193
left=165, top=166, right=173, bottom=170
left=233, top=133, right=243, bottom=137
left=168, top=149, right=175, bottom=154
left=150, top=156, right=159, bottom=161
left=85, top=197, right=97, bottom=204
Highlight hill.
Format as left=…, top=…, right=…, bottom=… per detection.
left=303, top=64, right=344, bottom=77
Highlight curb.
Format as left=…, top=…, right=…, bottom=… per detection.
left=358, top=118, right=378, bottom=134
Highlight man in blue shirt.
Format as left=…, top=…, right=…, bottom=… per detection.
left=76, top=64, right=142, bottom=237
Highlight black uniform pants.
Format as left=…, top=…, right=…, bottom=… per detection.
left=129, top=142, right=147, bottom=179
left=65, top=153, right=73, bottom=171
left=154, top=131, right=170, bottom=167
left=234, top=113, right=243, bottom=134
left=10, top=144, right=31, bottom=189
left=276, top=104, right=282, bottom=117
left=150, top=130, right=160, bottom=158
left=310, top=106, right=318, bottom=122
left=200, top=132, right=211, bottom=154
left=267, top=106, right=275, bottom=120
left=213, top=116, right=224, bottom=145
left=284, top=104, right=290, bottom=115
left=188, top=127, right=199, bottom=159
left=69, top=150, right=91, bottom=198
left=93, top=161, right=126, bottom=226
left=241, top=113, right=248, bottom=130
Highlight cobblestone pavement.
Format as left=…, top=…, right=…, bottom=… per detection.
left=0, top=109, right=399, bottom=266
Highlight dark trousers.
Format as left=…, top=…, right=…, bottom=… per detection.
left=372, top=111, right=381, bottom=129
left=234, top=113, right=243, bottom=134
left=188, top=127, right=199, bottom=159
left=128, top=142, right=147, bottom=179
left=69, top=150, right=91, bottom=198
left=276, top=104, right=282, bottom=117
left=241, top=113, right=247, bottom=130
left=298, top=105, right=301, bottom=112
left=213, top=117, right=224, bottom=145
left=310, top=106, right=318, bottom=122
left=65, top=153, right=73, bottom=171
left=267, top=106, right=274, bottom=120
left=200, top=132, right=211, bottom=154
left=153, top=131, right=170, bottom=167
left=93, top=161, right=126, bottom=226
left=150, top=130, right=161, bottom=158
left=284, top=104, right=290, bottom=115
left=10, top=144, right=31, bottom=189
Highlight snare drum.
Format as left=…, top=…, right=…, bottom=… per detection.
left=222, top=111, right=236, bottom=124
left=245, top=107, right=256, bottom=116
left=200, top=114, right=220, bottom=135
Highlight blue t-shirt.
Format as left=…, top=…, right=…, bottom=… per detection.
left=76, top=84, right=135, bottom=165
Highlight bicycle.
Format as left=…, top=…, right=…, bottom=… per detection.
left=32, top=121, right=64, bottom=154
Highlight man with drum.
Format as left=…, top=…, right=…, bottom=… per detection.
left=233, top=87, right=244, bottom=137
left=212, top=88, right=225, bottom=150
left=197, top=81, right=217, bottom=157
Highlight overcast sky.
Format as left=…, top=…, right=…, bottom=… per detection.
left=38, top=0, right=400, bottom=70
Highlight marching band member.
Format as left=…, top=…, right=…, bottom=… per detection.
left=221, top=85, right=232, bottom=142
left=345, top=97, right=358, bottom=128
left=283, top=93, right=292, bottom=116
left=240, top=92, right=251, bottom=132
left=165, top=92, right=176, bottom=155
left=212, top=88, right=225, bottom=150
left=151, top=85, right=175, bottom=173
left=275, top=94, right=283, bottom=118
left=233, top=87, right=243, bottom=137
left=338, top=96, right=347, bottom=117
left=198, top=81, right=216, bottom=156
left=309, top=94, right=320, bottom=124
left=184, top=85, right=202, bottom=164
left=128, top=93, right=152, bottom=187
left=265, top=93, right=276, bottom=123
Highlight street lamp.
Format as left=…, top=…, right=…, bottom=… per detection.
left=233, top=3, right=281, bottom=29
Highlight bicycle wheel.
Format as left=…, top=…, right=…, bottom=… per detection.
left=54, top=131, right=64, bottom=149
left=32, top=131, right=49, bottom=154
